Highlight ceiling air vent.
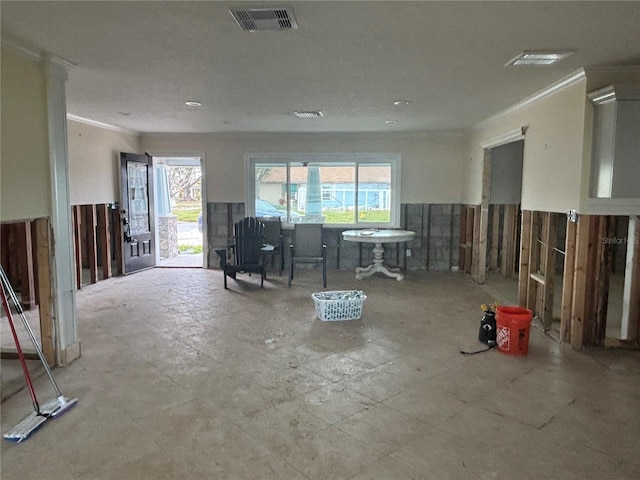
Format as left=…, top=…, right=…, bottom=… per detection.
left=229, top=6, right=298, bottom=32
left=294, top=111, right=324, bottom=118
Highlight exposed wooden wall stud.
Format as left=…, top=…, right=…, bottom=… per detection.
left=83, top=205, right=98, bottom=284
left=34, top=218, right=55, bottom=366
left=571, top=215, right=598, bottom=350
left=96, top=204, right=112, bottom=280
left=72, top=205, right=83, bottom=289
left=526, top=211, right=542, bottom=311
left=560, top=218, right=577, bottom=343
left=489, top=205, right=500, bottom=270
left=518, top=210, right=532, bottom=307
left=14, top=221, right=35, bottom=310
left=501, top=205, right=519, bottom=279
left=541, top=212, right=558, bottom=330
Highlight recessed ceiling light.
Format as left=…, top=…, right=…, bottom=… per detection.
left=505, top=51, right=573, bottom=66
left=185, top=101, right=202, bottom=107
left=385, top=120, right=398, bottom=125
left=294, top=111, right=324, bottom=118
left=393, top=100, right=412, bottom=106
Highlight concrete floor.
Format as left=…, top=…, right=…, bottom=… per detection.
left=1, top=268, right=639, bottom=479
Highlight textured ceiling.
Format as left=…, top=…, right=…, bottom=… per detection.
left=2, top=1, right=640, bottom=134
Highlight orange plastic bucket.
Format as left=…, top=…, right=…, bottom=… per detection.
left=495, top=306, right=532, bottom=355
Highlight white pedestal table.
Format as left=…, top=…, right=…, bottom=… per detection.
left=342, top=229, right=416, bottom=280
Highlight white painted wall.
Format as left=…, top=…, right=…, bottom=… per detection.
left=67, top=120, right=140, bottom=205
left=140, top=132, right=467, bottom=204
left=0, top=48, right=51, bottom=220
left=465, top=78, right=588, bottom=213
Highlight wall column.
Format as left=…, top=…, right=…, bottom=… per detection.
left=45, top=56, right=80, bottom=365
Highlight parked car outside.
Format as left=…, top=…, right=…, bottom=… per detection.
left=196, top=201, right=300, bottom=231
left=256, top=199, right=301, bottom=222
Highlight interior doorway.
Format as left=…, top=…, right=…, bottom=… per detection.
left=475, top=139, right=525, bottom=295
left=153, top=157, right=204, bottom=268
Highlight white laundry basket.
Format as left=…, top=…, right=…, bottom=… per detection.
left=312, top=291, right=366, bottom=321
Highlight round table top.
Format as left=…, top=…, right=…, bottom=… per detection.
left=342, top=229, right=416, bottom=243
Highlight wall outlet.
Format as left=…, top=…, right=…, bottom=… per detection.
left=406, top=248, right=411, bottom=257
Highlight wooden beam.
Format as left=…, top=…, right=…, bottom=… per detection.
left=518, top=210, right=532, bottom=307
left=72, top=205, right=83, bottom=289
left=33, top=218, right=55, bottom=366
left=30, top=221, right=40, bottom=305
left=582, top=216, right=601, bottom=346
left=526, top=211, right=541, bottom=312
left=96, top=204, right=112, bottom=280
left=0, top=224, right=11, bottom=270
left=112, top=207, right=123, bottom=275
left=571, top=215, right=596, bottom=350
left=489, top=205, right=500, bottom=270
left=560, top=218, right=577, bottom=343
left=593, top=216, right=614, bottom=346
left=511, top=206, right=520, bottom=278
left=541, top=212, right=558, bottom=330
left=501, top=205, right=519, bottom=279
left=14, top=221, right=35, bottom=310
left=84, top=205, right=98, bottom=284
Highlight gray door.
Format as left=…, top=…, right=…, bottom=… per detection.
left=120, top=152, right=155, bottom=274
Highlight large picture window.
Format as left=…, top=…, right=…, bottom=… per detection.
left=247, top=153, right=401, bottom=227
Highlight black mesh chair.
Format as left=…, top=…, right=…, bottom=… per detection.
left=289, top=223, right=327, bottom=288
left=215, top=217, right=267, bottom=289
left=257, top=217, right=284, bottom=276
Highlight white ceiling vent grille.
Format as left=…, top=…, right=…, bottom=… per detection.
left=294, top=111, right=324, bottom=118
left=229, top=7, right=298, bottom=31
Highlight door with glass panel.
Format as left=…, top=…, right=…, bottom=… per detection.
left=120, top=152, right=156, bottom=274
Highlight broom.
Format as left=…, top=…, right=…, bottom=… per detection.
left=1, top=266, right=78, bottom=443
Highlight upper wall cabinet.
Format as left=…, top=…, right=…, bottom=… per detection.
left=588, top=85, right=640, bottom=199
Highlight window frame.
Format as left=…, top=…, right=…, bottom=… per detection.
left=246, top=153, right=401, bottom=228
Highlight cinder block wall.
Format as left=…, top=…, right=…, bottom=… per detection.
left=207, top=202, right=461, bottom=272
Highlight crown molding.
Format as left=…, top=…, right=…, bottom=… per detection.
left=477, top=69, right=587, bottom=130
left=67, top=114, right=139, bottom=136
left=2, top=37, right=76, bottom=71
left=2, top=38, right=42, bottom=62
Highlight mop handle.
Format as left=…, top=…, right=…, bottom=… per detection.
left=0, top=267, right=63, bottom=398
left=0, top=276, right=41, bottom=413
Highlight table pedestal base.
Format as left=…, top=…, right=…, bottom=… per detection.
left=355, top=242, right=404, bottom=281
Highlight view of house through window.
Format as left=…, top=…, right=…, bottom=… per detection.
left=251, top=154, right=399, bottom=227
